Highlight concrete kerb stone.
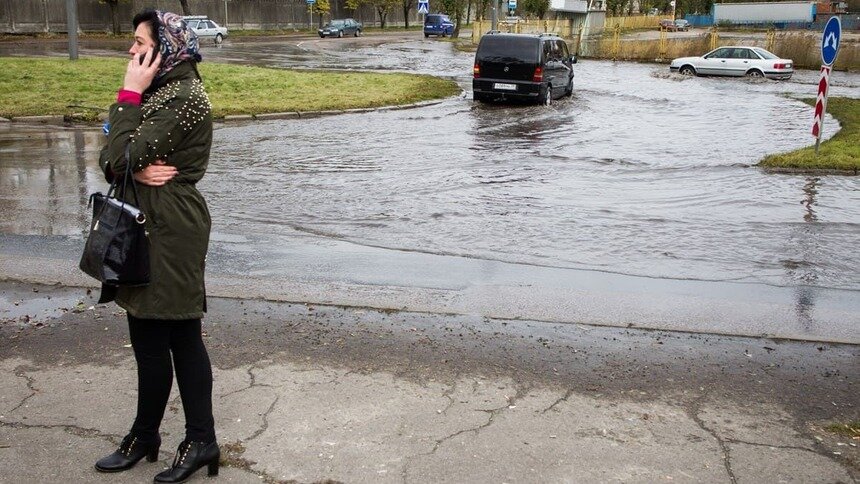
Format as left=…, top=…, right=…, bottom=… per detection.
left=0, top=117, right=10, bottom=122
left=253, top=111, right=301, bottom=120
left=9, top=94, right=462, bottom=128
left=10, top=115, right=65, bottom=125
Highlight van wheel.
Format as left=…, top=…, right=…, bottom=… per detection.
left=565, top=78, right=573, bottom=97
left=215, top=33, right=223, bottom=44
left=424, top=33, right=429, bottom=38
left=543, top=86, right=552, bottom=106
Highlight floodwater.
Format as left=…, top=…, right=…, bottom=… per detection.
left=1, top=37, right=859, bottom=339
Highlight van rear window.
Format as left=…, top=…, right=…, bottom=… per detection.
left=478, top=37, right=538, bottom=62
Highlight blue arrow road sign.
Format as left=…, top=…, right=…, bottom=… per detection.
left=821, top=16, right=841, bottom=66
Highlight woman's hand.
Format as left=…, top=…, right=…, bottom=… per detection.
left=133, top=160, right=177, bottom=186
left=123, top=49, right=161, bottom=94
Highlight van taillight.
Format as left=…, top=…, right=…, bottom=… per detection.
left=533, top=67, right=543, bottom=82
left=473, top=63, right=480, bottom=78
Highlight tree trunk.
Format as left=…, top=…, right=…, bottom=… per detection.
left=107, top=0, right=120, bottom=35
left=452, top=12, right=461, bottom=37
left=377, top=7, right=387, bottom=28
left=402, top=2, right=411, bottom=29
left=179, top=0, right=191, bottom=15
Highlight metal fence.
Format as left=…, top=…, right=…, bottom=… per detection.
left=0, top=0, right=421, bottom=33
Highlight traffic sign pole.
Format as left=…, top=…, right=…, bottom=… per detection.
left=813, top=16, right=841, bottom=155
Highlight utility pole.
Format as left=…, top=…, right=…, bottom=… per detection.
left=491, top=0, right=498, bottom=30
left=66, top=0, right=78, bottom=60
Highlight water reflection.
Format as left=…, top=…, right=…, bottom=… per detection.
left=0, top=125, right=104, bottom=236
left=788, top=176, right=822, bottom=330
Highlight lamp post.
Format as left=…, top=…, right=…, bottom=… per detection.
left=66, top=0, right=78, bottom=60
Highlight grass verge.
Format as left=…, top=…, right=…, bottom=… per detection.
left=0, top=57, right=460, bottom=120
left=824, top=420, right=860, bottom=438
left=759, top=97, right=860, bottom=173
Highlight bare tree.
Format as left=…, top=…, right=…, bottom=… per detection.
left=99, top=0, right=123, bottom=35
left=402, top=0, right=414, bottom=28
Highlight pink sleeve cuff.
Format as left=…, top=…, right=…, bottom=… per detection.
left=116, top=89, right=142, bottom=106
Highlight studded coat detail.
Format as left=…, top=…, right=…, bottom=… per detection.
left=99, top=62, right=213, bottom=319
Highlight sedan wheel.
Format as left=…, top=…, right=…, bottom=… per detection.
left=543, top=86, right=552, bottom=106
left=338, top=31, right=343, bottom=38
left=746, top=69, right=764, bottom=78
left=355, top=29, right=361, bottom=37
left=679, top=65, right=695, bottom=76
left=215, top=33, right=223, bottom=44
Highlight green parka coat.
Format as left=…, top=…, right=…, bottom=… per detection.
left=98, top=62, right=213, bottom=320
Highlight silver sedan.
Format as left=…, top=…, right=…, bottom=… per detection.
left=670, top=46, right=793, bottom=80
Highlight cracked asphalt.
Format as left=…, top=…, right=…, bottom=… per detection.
left=1, top=280, right=858, bottom=483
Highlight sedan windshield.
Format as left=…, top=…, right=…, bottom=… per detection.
left=329, top=21, right=345, bottom=27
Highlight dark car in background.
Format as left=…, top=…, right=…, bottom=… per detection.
left=424, top=14, right=454, bottom=37
left=318, top=18, right=362, bottom=38
left=472, top=32, right=575, bottom=105
left=659, top=19, right=678, bottom=31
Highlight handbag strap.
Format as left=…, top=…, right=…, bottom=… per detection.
left=120, top=144, right=143, bottom=207
left=93, top=144, right=143, bottom=220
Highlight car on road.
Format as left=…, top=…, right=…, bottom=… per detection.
left=659, top=19, right=678, bottom=31
left=424, top=14, right=454, bottom=37
left=318, top=18, right=362, bottom=38
left=674, top=19, right=691, bottom=31
left=472, top=32, right=576, bottom=105
left=669, top=46, right=793, bottom=80
left=182, top=16, right=228, bottom=43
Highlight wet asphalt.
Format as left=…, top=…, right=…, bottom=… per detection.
left=0, top=33, right=858, bottom=481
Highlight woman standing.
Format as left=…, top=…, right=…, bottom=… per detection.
left=93, top=10, right=219, bottom=482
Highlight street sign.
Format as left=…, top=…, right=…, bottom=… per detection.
left=821, top=16, right=841, bottom=66
left=508, top=0, right=517, bottom=8
left=812, top=65, right=830, bottom=139
left=417, top=0, right=429, bottom=13
left=812, top=17, right=841, bottom=154
left=306, top=0, right=315, bottom=4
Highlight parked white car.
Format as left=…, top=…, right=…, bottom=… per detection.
left=182, top=16, right=228, bottom=44
left=670, top=46, right=793, bottom=80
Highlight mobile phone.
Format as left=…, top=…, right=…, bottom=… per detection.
left=138, top=49, right=156, bottom=66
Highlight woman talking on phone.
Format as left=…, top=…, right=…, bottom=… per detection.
left=93, top=9, right=219, bottom=482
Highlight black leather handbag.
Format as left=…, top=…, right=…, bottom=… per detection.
left=79, top=161, right=150, bottom=286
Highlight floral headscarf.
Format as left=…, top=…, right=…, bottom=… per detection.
left=155, top=11, right=202, bottom=78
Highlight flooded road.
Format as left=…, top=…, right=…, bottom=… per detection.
left=1, top=36, right=859, bottom=341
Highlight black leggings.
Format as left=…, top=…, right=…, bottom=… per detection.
left=128, top=315, right=216, bottom=444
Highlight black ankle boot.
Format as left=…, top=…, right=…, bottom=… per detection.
left=95, top=434, right=160, bottom=473
left=154, top=440, right=220, bottom=483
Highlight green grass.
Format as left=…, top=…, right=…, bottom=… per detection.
left=759, top=97, right=860, bottom=173
left=0, top=57, right=460, bottom=119
left=824, top=420, right=860, bottom=438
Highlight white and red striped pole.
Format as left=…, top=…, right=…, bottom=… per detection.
left=812, top=65, right=831, bottom=155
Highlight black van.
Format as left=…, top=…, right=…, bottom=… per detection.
left=472, top=32, right=576, bottom=105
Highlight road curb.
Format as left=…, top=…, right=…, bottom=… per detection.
left=15, top=96, right=459, bottom=128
